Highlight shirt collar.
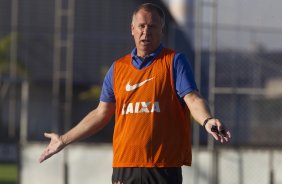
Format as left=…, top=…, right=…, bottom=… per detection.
left=131, top=44, right=163, bottom=69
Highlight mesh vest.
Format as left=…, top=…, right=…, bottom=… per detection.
left=113, top=48, right=192, bottom=167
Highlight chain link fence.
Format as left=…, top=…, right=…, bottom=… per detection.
left=213, top=23, right=282, bottom=148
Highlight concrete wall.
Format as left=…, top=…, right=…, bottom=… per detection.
left=21, top=143, right=282, bottom=184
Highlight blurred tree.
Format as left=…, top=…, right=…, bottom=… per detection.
left=0, top=34, right=29, bottom=141
left=79, top=66, right=109, bottom=101
left=0, top=34, right=28, bottom=77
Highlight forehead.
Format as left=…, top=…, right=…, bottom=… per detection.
left=133, top=9, right=162, bottom=25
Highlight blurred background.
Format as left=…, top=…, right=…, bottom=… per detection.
left=0, top=0, right=281, bottom=183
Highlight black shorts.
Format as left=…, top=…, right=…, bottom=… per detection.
left=112, top=167, right=182, bottom=184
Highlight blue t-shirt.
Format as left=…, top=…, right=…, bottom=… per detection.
left=100, top=44, right=198, bottom=103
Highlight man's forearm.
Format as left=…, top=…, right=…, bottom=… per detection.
left=61, top=102, right=115, bottom=145
left=61, top=110, right=100, bottom=145
left=184, top=91, right=212, bottom=126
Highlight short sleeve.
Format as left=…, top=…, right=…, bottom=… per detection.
left=99, top=63, right=116, bottom=102
left=172, top=53, right=198, bottom=98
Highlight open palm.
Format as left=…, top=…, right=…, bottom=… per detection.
left=39, top=133, right=65, bottom=163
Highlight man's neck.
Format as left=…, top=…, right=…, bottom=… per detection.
left=137, top=51, right=149, bottom=59
left=134, top=44, right=162, bottom=60
left=137, top=56, right=146, bottom=61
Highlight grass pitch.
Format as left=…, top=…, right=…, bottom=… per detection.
left=0, top=163, right=17, bottom=184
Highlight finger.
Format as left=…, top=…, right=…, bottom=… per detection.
left=221, top=130, right=231, bottom=139
left=39, top=150, right=49, bottom=163
left=44, top=132, right=53, bottom=139
left=39, top=152, right=52, bottom=163
left=223, top=136, right=229, bottom=142
left=208, top=125, right=218, bottom=140
left=210, top=131, right=219, bottom=141
left=212, top=125, right=230, bottom=137
left=211, top=125, right=230, bottom=142
left=39, top=153, right=47, bottom=163
left=220, top=131, right=231, bottom=143
left=226, top=131, right=232, bottom=138
left=39, top=148, right=54, bottom=163
left=224, top=131, right=232, bottom=141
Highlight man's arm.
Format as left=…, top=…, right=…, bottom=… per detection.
left=183, top=90, right=231, bottom=143
left=39, top=101, right=115, bottom=163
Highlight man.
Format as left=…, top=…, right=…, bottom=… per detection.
left=39, top=3, right=231, bottom=184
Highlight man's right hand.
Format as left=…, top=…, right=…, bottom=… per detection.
left=38, top=133, right=65, bottom=163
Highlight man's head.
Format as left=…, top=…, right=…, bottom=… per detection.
left=131, top=3, right=165, bottom=58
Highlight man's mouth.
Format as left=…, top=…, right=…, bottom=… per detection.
left=141, top=40, right=151, bottom=45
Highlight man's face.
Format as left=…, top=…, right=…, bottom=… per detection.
left=131, top=9, right=163, bottom=57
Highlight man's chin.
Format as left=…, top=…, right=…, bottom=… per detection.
left=140, top=42, right=151, bottom=47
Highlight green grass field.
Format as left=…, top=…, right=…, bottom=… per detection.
left=0, top=164, right=18, bottom=184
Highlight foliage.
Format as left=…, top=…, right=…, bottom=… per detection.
left=79, top=85, right=102, bottom=100
left=79, top=66, right=109, bottom=101
left=0, top=34, right=29, bottom=78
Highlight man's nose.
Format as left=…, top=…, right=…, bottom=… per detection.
left=142, top=26, right=151, bottom=35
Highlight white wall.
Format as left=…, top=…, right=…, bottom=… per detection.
left=21, top=143, right=282, bottom=184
